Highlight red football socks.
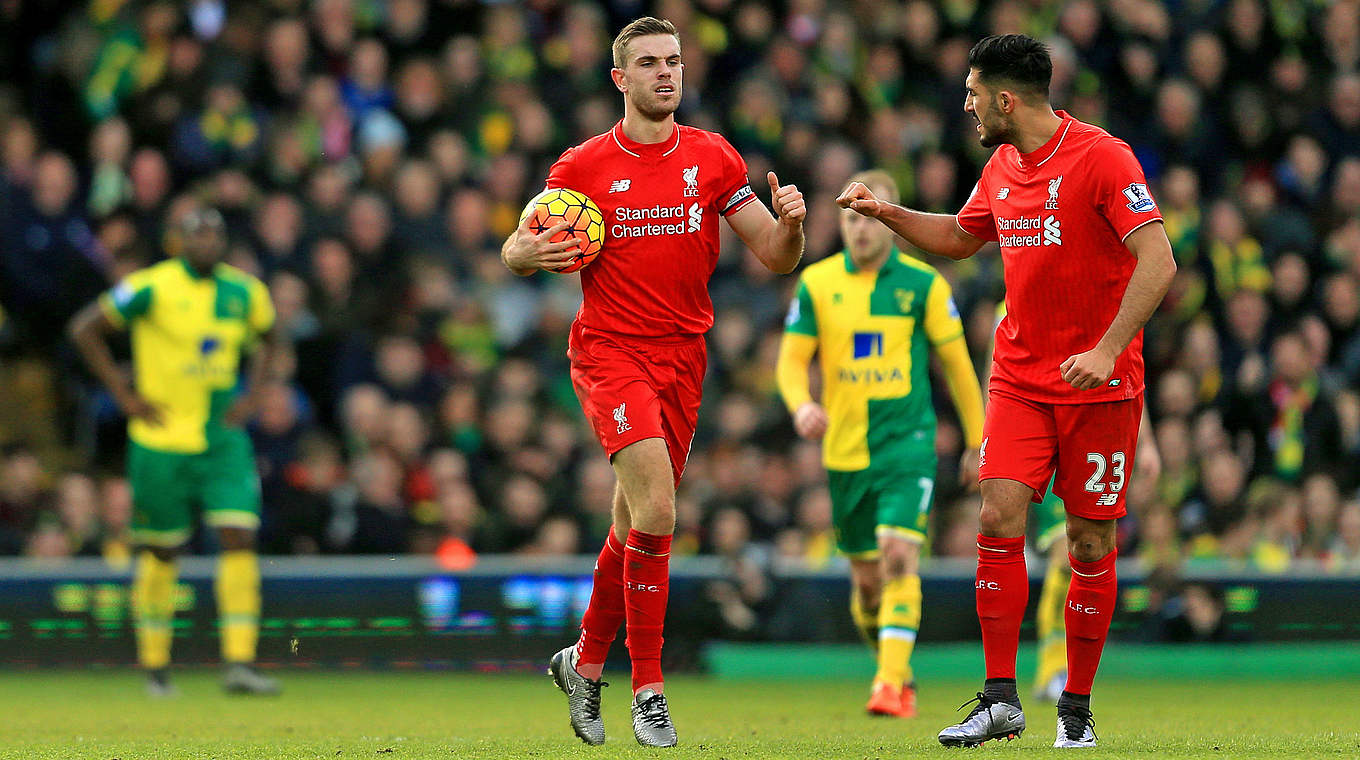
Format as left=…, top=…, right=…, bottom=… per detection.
left=975, top=534, right=1028, bottom=681
left=1064, top=549, right=1118, bottom=695
left=623, top=528, right=672, bottom=694
left=574, top=528, right=626, bottom=681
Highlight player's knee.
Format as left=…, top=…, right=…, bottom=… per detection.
left=1068, top=539, right=1112, bottom=564
left=1065, top=526, right=1115, bottom=563
left=144, top=546, right=178, bottom=563
left=879, top=540, right=918, bottom=579
left=217, top=527, right=257, bottom=552
left=978, top=502, right=1024, bottom=537
left=629, top=493, right=676, bottom=535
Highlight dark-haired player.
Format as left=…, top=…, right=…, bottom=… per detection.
left=501, top=16, right=805, bottom=748
left=69, top=207, right=280, bottom=697
left=838, top=34, right=1175, bottom=748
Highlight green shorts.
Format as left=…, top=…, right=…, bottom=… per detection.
left=828, top=459, right=936, bottom=558
left=128, top=427, right=261, bottom=547
left=1031, top=474, right=1066, bottom=551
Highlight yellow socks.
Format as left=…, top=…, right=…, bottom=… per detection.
left=875, top=573, right=922, bottom=687
left=133, top=551, right=177, bottom=670
left=850, top=587, right=880, bottom=653
left=216, top=550, right=261, bottom=664
left=1036, top=556, right=1071, bottom=687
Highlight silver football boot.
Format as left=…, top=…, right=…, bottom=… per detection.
left=548, top=645, right=607, bottom=745
left=222, top=663, right=281, bottom=695
left=145, top=668, right=177, bottom=698
left=1054, top=705, right=1098, bottom=748
left=631, top=688, right=678, bottom=747
left=937, top=692, right=1025, bottom=747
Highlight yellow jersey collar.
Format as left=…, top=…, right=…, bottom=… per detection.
left=179, top=257, right=219, bottom=281
left=843, top=247, right=899, bottom=275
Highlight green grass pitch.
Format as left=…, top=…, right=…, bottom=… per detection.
left=2, top=646, right=1358, bottom=759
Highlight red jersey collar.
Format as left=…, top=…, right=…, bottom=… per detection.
left=1016, top=110, right=1074, bottom=171
left=611, top=120, right=682, bottom=158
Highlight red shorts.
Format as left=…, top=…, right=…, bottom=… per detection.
left=568, top=322, right=706, bottom=485
left=978, top=388, right=1143, bottom=520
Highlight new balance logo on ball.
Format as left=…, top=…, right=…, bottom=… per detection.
left=614, top=403, right=631, bottom=434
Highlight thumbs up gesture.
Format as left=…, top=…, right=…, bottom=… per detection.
left=768, top=172, right=806, bottom=227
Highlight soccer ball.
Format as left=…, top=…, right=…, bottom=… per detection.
left=520, top=188, right=605, bottom=273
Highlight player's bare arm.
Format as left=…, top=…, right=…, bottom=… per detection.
left=1135, top=405, right=1161, bottom=481
left=1060, top=222, right=1176, bottom=390
left=500, top=219, right=580, bottom=276
left=726, top=171, right=804, bottom=274
left=225, top=327, right=282, bottom=428
left=836, top=182, right=985, bottom=261
left=68, top=301, right=163, bottom=427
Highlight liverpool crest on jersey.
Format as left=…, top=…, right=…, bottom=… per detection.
left=682, top=165, right=699, bottom=197
left=1045, top=175, right=1062, bottom=210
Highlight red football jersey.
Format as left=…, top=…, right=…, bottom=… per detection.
left=545, top=121, right=758, bottom=337
left=957, top=111, right=1163, bottom=404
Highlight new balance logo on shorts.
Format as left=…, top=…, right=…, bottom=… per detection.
left=1096, top=493, right=1119, bottom=506
left=613, top=403, right=631, bottom=434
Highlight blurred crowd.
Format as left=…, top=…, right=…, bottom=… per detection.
left=0, top=0, right=1358, bottom=580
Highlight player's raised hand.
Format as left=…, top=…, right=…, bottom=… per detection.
left=768, top=172, right=806, bottom=226
left=836, top=181, right=884, bottom=217
left=1060, top=346, right=1117, bottom=391
left=502, top=218, right=581, bottom=273
left=793, top=401, right=828, bottom=440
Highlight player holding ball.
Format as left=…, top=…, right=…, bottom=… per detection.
left=838, top=34, right=1175, bottom=749
left=501, top=16, right=805, bottom=748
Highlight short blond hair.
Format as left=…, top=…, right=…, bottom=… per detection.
left=612, top=16, right=680, bottom=69
left=848, top=169, right=900, bottom=204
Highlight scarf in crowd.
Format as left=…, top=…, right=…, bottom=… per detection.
left=1268, top=375, right=1317, bottom=481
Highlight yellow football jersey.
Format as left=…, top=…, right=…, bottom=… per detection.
left=99, top=259, right=274, bottom=453
left=779, top=250, right=981, bottom=471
